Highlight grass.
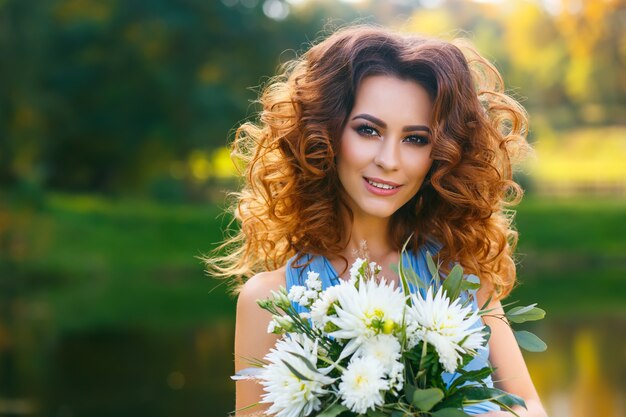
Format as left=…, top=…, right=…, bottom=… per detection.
left=509, top=197, right=626, bottom=317
left=5, top=192, right=237, bottom=332
left=3, top=192, right=625, bottom=333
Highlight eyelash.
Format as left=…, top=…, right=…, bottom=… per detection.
left=355, top=123, right=430, bottom=145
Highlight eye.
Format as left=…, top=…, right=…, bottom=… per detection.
left=402, top=135, right=430, bottom=146
left=355, top=123, right=380, bottom=138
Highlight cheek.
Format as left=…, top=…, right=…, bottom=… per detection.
left=339, top=132, right=369, bottom=170
left=403, top=152, right=433, bottom=181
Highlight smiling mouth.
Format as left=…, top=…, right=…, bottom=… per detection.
left=364, top=177, right=400, bottom=190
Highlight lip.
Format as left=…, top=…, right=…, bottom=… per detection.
left=364, top=177, right=402, bottom=187
left=362, top=176, right=403, bottom=196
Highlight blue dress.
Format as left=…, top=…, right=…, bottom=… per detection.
left=285, top=239, right=500, bottom=415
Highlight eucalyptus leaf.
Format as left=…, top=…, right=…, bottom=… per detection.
left=412, top=387, right=444, bottom=411
left=317, top=404, right=349, bottom=417
left=506, top=306, right=546, bottom=323
left=404, top=383, right=417, bottom=403
left=431, top=408, right=471, bottom=417
left=514, top=330, right=547, bottom=352
left=507, top=304, right=537, bottom=316
left=460, top=280, right=481, bottom=292
left=442, top=264, right=463, bottom=300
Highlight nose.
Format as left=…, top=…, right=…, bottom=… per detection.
left=373, top=137, right=400, bottom=171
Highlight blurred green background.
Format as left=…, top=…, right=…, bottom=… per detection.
left=1, top=0, right=625, bottom=416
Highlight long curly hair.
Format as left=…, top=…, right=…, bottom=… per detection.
left=204, top=25, right=533, bottom=299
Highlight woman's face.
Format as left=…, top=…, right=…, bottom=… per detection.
left=337, top=74, right=434, bottom=221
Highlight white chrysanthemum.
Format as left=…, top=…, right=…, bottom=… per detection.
left=355, top=334, right=401, bottom=369
left=260, top=334, right=335, bottom=417
left=305, top=271, right=322, bottom=291
left=355, top=334, right=405, bottom=392
left=328, top=278, right=406, bottom=359
left=287, top=283, right=318, bottom=308
left=338, top=356, right=388, bottom=414
left=310, top=284, right=344, bottom=330
left=406, top=287, right=486, bottom=373
left=388, top=359, right=405, bottom=392
left=288, top=285, right=306, bottom=303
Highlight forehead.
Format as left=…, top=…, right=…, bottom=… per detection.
left=351, top=75, right=433, bottom=124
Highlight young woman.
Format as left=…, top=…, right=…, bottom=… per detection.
left=207, top=25, right=548, bottom=417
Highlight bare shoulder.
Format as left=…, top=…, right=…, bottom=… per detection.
left=234, top=265, right=287, bottom=408
left=236, top=266, right=287, bottom=308
left=234, top=265, right=287, bottom=359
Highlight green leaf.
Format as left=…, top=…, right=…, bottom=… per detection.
left=506, top=305, right=546, bottom=323
left=280, top=360, right=312, bottom=382
left=431, top=408, right=471, bottom=417
left=460, top=280, right=481, bottom=292
left=442, top=264, right=463, bottom=300
left=404, top=383, right=417, bottom=403
left=366, top=410, right=388, bottom=417
left=482, top=325, right=491, bottom=344
left=460, top=386, right=526, bottom=409
left=448, top=366, right=494, bottom=391
left=317, top=404, right=349, bottom=417
left=404, top=267, right=425, bottom=291
left=286, top=351, right=320, bottom=375
left=507, top=304, right=536, bottom=316
left=493, top=392, right=527, bottom=410
left=425, top=251, right=439, bottom=281
left=514, top=330, right=547, bottom=352
left=412, top=387, right=444, bottom=411
left=399, top=236, right=413, bottom=297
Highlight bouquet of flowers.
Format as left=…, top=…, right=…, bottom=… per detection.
left=233, top=247, right=546, bottom=417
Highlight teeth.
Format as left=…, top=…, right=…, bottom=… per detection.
left=367, top=179, right=397, bottom=190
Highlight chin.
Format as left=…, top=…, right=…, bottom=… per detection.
left=358, top=202, right=404, bottom=220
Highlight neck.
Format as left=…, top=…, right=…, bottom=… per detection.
left=338, top=206, right=397, bottom=266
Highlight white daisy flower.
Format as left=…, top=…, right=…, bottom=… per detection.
left=267, top=320, right=277, bottom=334
left=267, top=315, right=295, bottom=334
left=406, top=287, right=485, bottom=373
left=338, top=356, right=388, bottom=414
left=328, top=278, right=406, bottom=359
left=305, top=271, right=322, bottom=291
left=287, top=285, right=306, bottom=303
left=260, top=334, right=335, bottom=417
left=287, top=283, right=318, bottom=308
left=349, top=258, right=367, bottom=281
left=310, top=284, right=343, bottom=331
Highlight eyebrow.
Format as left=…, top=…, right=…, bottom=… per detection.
left=351, top=113, right=431, bottom=134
